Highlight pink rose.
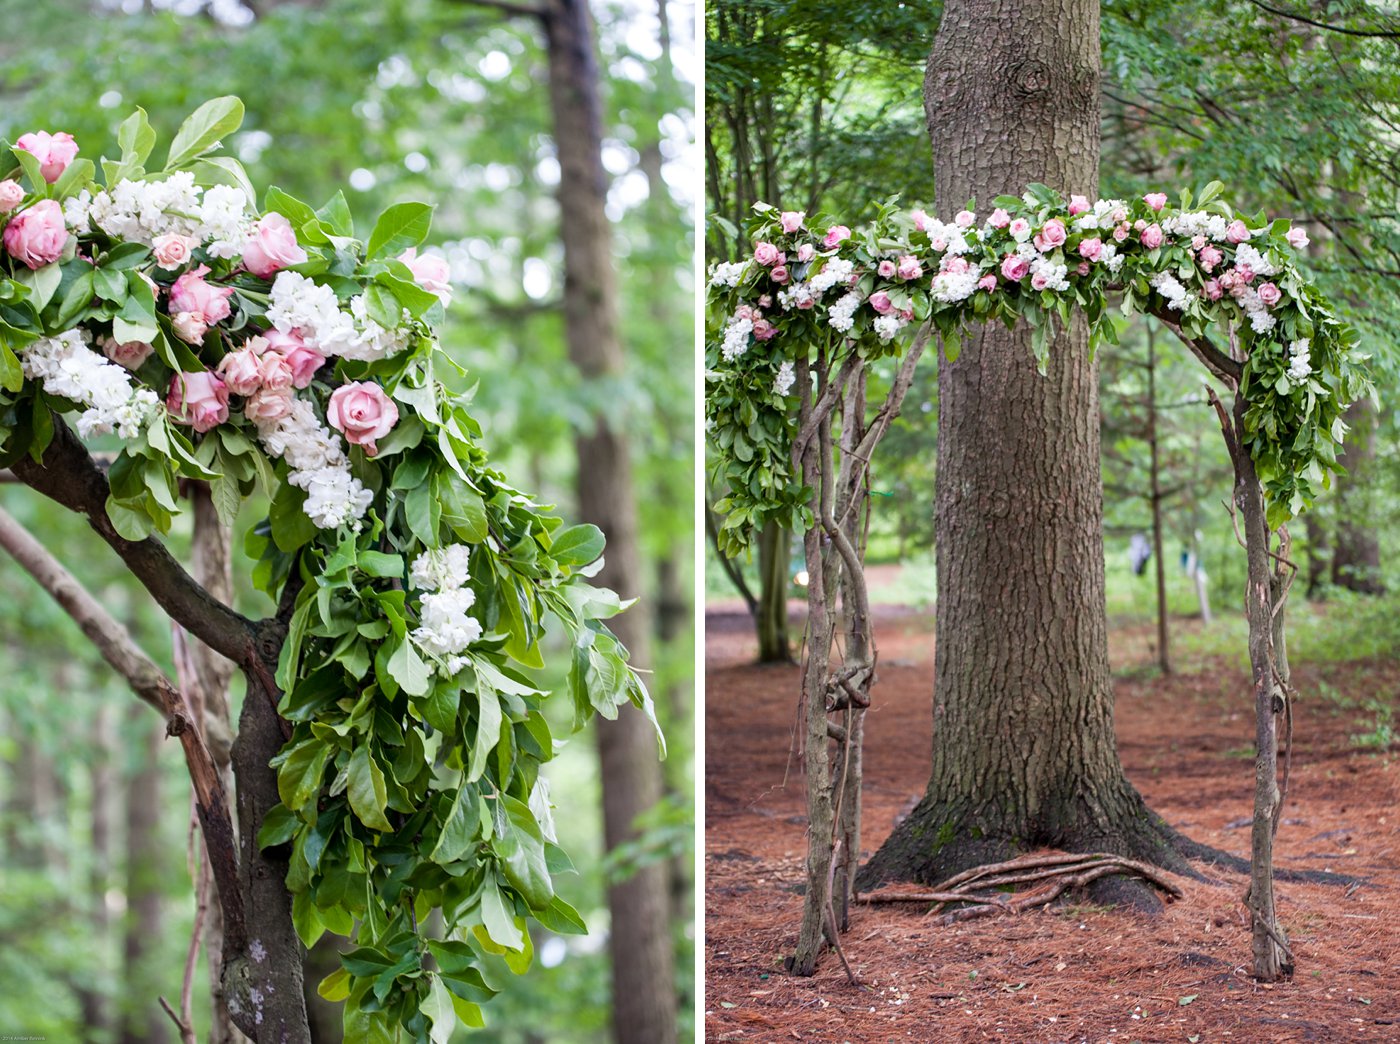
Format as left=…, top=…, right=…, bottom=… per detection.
left=169, top=265, right=233, bottom=324
left=770, top=265, right=789, bottom=284
left=151, top=233, right=198, bottom=272
left=242, top=212, right=307, bottom=280
left=943, top=256, right=970, bottom=275
left=1191, top=235, right=1206, bottom=251
left=1068, top=195, right=1090, bottom=216
left=1038, top=218, right=1067, bottom=248
left=1076, top=262, right=1090, bottom=277
left=757, top=294, right=772, bottom=308
left=795, top=292, right=815, bottom=310
left=1140, top=223, right=1163, bottom=249
left=1110, top=207, right=1128, bottom=224
left=1134, top=219, right=1147, bottom=231
left=1198, top=245, right=1222, bottom=271
left=896, top=255, right=922, bottom=281
left=734, top=304, right=754, bottom=322
left=1285, top=227, right=1309, bottom=250
left=869, top=291, right=894, bottom=315
left=327, top=381, right=398, bottom=456
left=216, top=347, right=264, bottom=395
left=102, top=338, right=153, bottom=370
left=1078, top=237, right=1103, bottom=262
left=1202, top=279, right=1223, bottom=301
left=780, top=211, right=804, bottom=233
left=1030, top=271, right=1051, bottom=291
left=987, top=208, right=1010, bottom=229
left=1225, top=220, right=1250, bottom=244
left=1008, top=218, right=1031, bottom=240
left=1236, top=264, right=1255, bottom=284
left=1112, top=224, right=1130, bottom=242
left=1000, top=254, right=1030, bottom=282
left=751, top=318, right=777, bottom=341
left=171, top=312, right=207, bottom=344
left=271, top=337, right=325, bottom=388
left=258, top=351, right=294, bottom=392
left=822, top=225, right=851, bottom=249
left=244, top=387, right=294, bottom=425
left=396, top=247, right=453, bottom=306
left=16, top=131, right=79, bottom=183
left=0, top=180, right=24, bottom=214
left=977, top=274, right=997, bottom=291
left=954, top=210, right=976, bottom=228
left=1143, top=192, right=1168, bottom=211
left=2, top=199, right=68, bottom=269
left=911, top=209, right=930, bottom=231
left=930, top=237, right=947, bottom=252
left=796, top=243, right=815, bottom=263
left=1219, top=271, right=1237, bottom=290
left=167, top=371, right=229, bottom=433
left=1257, top=282, right=1281, bottom=307
left=753, top=241, right=781, bottom=266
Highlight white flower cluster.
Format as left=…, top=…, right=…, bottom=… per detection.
left=777, top=283, right=815, bottom=311
left=1233, top=243, right=1277, bottom=278
left=409, top=545, right=482, bottom=675
left=930, top=268, right=980, bottom=303
left=709, top=260, right=751, bottom=289
left=65, top=175, right=252, bottom=257
left=253, top=399, right=373, bottom=529
left=1030, top=255, right=1070, bottom=293
left=1162, top=211, right=1229, bottom=242
left=809, top=257, right=854, bottom=297
left=20, top=330, right=161, bottom=439
left=923, top=220, right=971, bottom=256
left=720, top=313, right=753, bottom=361
left=828, top=291, right=862, bottom=333
left=1100, top=242, right=1124, bottom=273
left=1237, top=286, right=1276, bottom=333
left=1150, top=271, right=1190, bottom=311
left=266, top=272, right=409, bottom=361
left=873, top=313, right=908, bottom=343
left=1286, top=339, right=1312, bottom=383
left=773, top=360, right=796, bottom=396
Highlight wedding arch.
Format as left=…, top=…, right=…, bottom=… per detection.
left=705, top=184, right=1370, bottom=982
left=0, top=98, right=660, bottom=1040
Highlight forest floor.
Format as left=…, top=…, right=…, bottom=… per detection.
left=704, top=573, right=1400, bottom=1043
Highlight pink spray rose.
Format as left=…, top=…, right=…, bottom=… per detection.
left=1285, top=227, right=1309, bottom=250
left=1257, top=282, right=1282, bottom=307
left=1068, top=195, right=1090, bottom=216
left=1140, top=223, right=1164, bottom=249
left=822, top=225, right=851, bottom=249
left=258, top=351, right=294, bottom=392
left=16, top=131, right=79, bottom=184
left=1191, top=235, right=1207, bottom=251
left=167, top=372, right=229, bottom=433
left=1008, top=217, right=1031, bottom=240
left=877, top=259, right=897, bottom=278
left=780, top=211, right=805, bottom=233
left=1236, top=264, right=1255, bottom=284
left=943, top=256, right=971, bottom=275
left=930, top=236, right=948, bottom=252
left=796, top=243, right=815, bottom=263
left=263, top=329, right=325, bottom=388
left=396, top=247, right=453, bottom=306
left=1030, top=271, right=1051, bottom=292
left=977, top=274, right=998, bottom=291
left=244, top=387, right=294, bottom=425
left=1076, top=262, right=1091, bottom=277
left=769, top=265, right=789, bottom=284
left=0, top=180, right=24, bottom=214
left=753, top=241, right=781, bottom=266
left=1112, top=224, right=1130, bottom=242
left=2, top=199, right=68, bottom=269
left=168, top=265, right=234, bottom=344
left=216, top=347, right=265, bottom=396
left=241, top=212, right=307, bottom=280
left=1078, top=237, right=1103, bottom=262
left=1000, top=254, right=1030, bottom=282
left=751, top=318, right=777, bottom=341
left=910, top=209, right=930, bottom=231
left=1198, top=245, right=1223, bottom=271
left=152, top=233, right=198, bottom=271
left=1143, top=192, right=1168, bottom=211
left=954, top=210, right=976, bottom=229
left=896, top=255, right=923, bottom=281
left=1134, top=219, right=1147, bottom=231
left=1202, top=279, right=1223, bottom=301
left=327, top=381, right=398, bottom=456
left=869, top=291, right=895, bottom=315
left=102, top=338, right=153, bottom=370
left=987, top=208, right=1011, bottom=229
left=1033, top=218, right=1067, bottom=252
left=757, top=294, right=772, bottom=308
left=1225, top=220, right=1250, bottom=244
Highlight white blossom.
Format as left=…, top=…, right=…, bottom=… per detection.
left=252, top=399, right=372, bottom=529
left=21, top=330, right=161, bottom=440
left=1233, top=243, right=1277, bottom=278
left=1286, top=339, right=1312, bottom=383
left=809, top=257, right=854, bottom=297
left=873, top=313, right=907, bottom=343
left=1163, top=211, right=1229, bottom=242
left=708, top=260, right=750, bottom=288
left=720, top=314, right=753, bottom=361
left=930, top=268, right=980, bottom=303
left=828, top=291, right=862, bottom=333
left=1150, top=271, right=1190, bottom=311
left=776, top=283, right=815, bottom=311
left=410, top=545, right=473, bottom=592
left=773, top=360, right=796, bottom=396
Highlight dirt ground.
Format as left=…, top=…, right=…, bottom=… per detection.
left=704, top=586, right=1400, bottom=1043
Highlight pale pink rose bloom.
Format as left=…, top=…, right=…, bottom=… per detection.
left=1110, top=207, right=1128, bottom=224
left=1076, top=262, right=1090, bottom=277
left=930, top=237, right=948, bottom=252
left=244, top=387, right=294, bottom=425
left=1230, top=282, right=1249, bottom=300
left=171, top=312, right=207, bottom=344
left=0, top=180, right=24, bottom=214
left=102, top=338, right=153, bottom=370
left=751, top=318, right=777, bottom=341
left=1236, top=264, right=1255, bottom=284
left=1191, top=235, right=1207, bottom=251
left=900, top=307, right=914, bottom=321
left=1000, top=254, right=1029, bottom=282
left=217, top=348, right=265, bottom=395
left=943, top=256, right=970, bottom=275
left=977, top=274, right=997, bottom=291
left=327, top=381, right=398, bottom=456
left=753, top=241, right=781, bottom=266
left=877, top=260, right=896, bottom=278
left=954, top=210, right=976, bottom=228
left=259, top=351, right=295, bottom=391
left=1008, top=218, right=1031, bottom=239
left=895, top=255, right=922, bottom=281
left=987, top=208, right=1011, bottom=229
left=2, top=199, right=68, bottom=269
left=1198, top=245, right=1223, bottom=271
left=822, top=225, right=851, bottom=249
left=780, top=211, right=805, bottom=233
left=242, top=212, right=308, bottom=280
left=167, top=371, right=229, bottom=433
left=1112, top=224, right=1130, bottom=243
left=757, top=294, right=772, bottom=308
left=1078, top=237, right=1103, bottom=262
left=796, top=243, right=815, bottom=263
left=734, top=304, right=755, bottom=321
left=1134, top=219, right=1147, bottom=231
left=1219, top=271, right=1237, bottom=290
left=1257, top=282, right=1282, bottom=307
left=869, top=291, right=894, bottom=315
left=1038, top=219, right=1067, bottom=248
left=1225, top=220, right=1250, bottom=244
left=16, top=131, right=79, bottom=183
left=1030, top=271, right=1051, bottom=291
left=1068, top=195, right=1090, bottom=216
left=169, top=265, right=233, bottom=326
left=770, top=265, right=789, bottom=284
left=1203, top=279, right=1223, bottom=301
left=1140, top=224, right=1164, bottom=249
left=796, top=293, right=815, bottom=310
left=1143, top=192, right=1168, bottom=211
left=397, top=247, right=453, bottom=306
left=152, top=234, right=198, bottom=271
left=1285, top=227, right=1309, bottom=250
left=910, top=209, right=930, bottom=231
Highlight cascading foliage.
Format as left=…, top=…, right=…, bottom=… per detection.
left=707, top=186, right=1372, bottom=551
left=0, top=98, right=660, bottom=1039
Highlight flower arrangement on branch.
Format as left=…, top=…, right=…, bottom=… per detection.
left=0, top=98, right=660, bottom=1039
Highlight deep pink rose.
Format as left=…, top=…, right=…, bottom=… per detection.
left=1078, top=237, right=1103, bottom=262
left=397, top=247, right=453, bottom=306
left=896, top=255, right=922, bottom=281
left=1000, top=254, right=1030, bottom=282
left=1143, top=192, right=1168, bottom=211
left=954, top=210, right=976, bottom=228
left=1198, top=245, right=1222, bottom=271
left=327, top=381, right=398, bottom=456
left=987, top=208, right=1010, bottom=229
left=102, top=338, right=153, bottom=370
left=263, top=329, right=325, bottom=388
left=167, top=372, right=229, bottom=433
left=216, top=347, right=264, bottom=395
left=1225, top=220, right=1250, bottom=244
left=796, top=243, right=815, bottom=263
left=753, top=241, right=781, bottom=266
left=1068, top=195, right=1090, bottom=216
left=1257, top=282, right=1281, bottom=307
left=869, top=291, right=894, bottom=315
left=977, top=274, right=997, bottom=291
left=242, top=213, right=307, bottom=280
left=2, top=199, right=68, bottom=269
left=780, top=211, right=804, bottom=233
left=770, top=265, right=789, bottom=284
left=0, top=180, right=24, bottom=214
left=1285, top=227, right=1309, bottom=250
left=823, top=225, right=851, bottom=249
left=152, top=234, right=198, bottom=271
left=1203, top=279, right=1223, bottom=301
left=1030, top=271, right=1051, bottom=291
left=258, top=351, right=294, bottom=392
left=16, top=131, right=79, bottom=183
left=751, top=318, right=777, bottom=341
left=244, top=387, right=294, bottom=425
left=1140, top=223, right=1164, bottom=249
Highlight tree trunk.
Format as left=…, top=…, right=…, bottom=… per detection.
left=860, top=0, right=1191, bottom=894
left=1331, top=398, right=1383, bottom=595
left=1146, top=327, right=1170, bottom=673
left=755, top=521, right=792, bottom=661
left=121, top=705, right=170, bottom=1044
left=80, top=701, right=115, bottom=1041
left=543, top=1, right=676, bottom=1039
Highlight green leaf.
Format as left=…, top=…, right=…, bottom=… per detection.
left=277, top=740, right=330, bottom=812
left=0, top=342, right=21, bottom=393
left=318, top=967, right=352, bottom=1003
left=422, top=977, right=457, bottom=1044
left=534, top=895, right=588, bottom=935
left=439, top=478, right=488, bottom=543
left=116, top=107, right=157, bottom=170
left=270, top=482, right=318, bottom=552
left=387, top=635, right=431, bottom=697
left=468, top=685, right=501, bottom=783
left=431, top=785, right=478, bottom=864
left=257, top=803, right=299, bottom=849
left=191, top=156, right=256, bottom=209
left=348, top=745, right=393, bottom=831
left=292, top=888, right=325, bottom=948
left=17, top=263, right=62, bottom=313
left=104, top=496, right=154, bottom=541
left=264, top=186, right=318, bottom=229
left=165, top=96, right=245, bottom=169
left=317, top=190, right=354, bottom=237
left=479, top=878, right=524, bottom=951
left=366, top=201, right=433, bottom=259
left=549, top=524, right=605, bottom=566
left=494, top=795, right=553, bottom=908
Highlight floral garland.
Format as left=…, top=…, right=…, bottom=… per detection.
left=0, top=100, right=658, bottom=1037
left=706, top=186, right=1371, bottom=552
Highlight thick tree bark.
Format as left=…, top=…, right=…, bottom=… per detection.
left=861, top=0, right=1190, bottom=894
left=121, top=706, right=171, bottom=1044
left=1330, top=398, right=1383, bottom=595
left=543, top=0, right=677, bottom=1039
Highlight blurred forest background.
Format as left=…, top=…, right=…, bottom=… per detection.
left=706, top=0, right=1400, bottom=691
left=0, top=0, right=695, bottom=1041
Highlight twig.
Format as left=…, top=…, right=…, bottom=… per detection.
left=158, top=995, right=196, bottom=1044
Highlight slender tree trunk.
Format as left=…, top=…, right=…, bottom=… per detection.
left=755, top=521, right=792, bottom=661
left=543, top=1, right=676, bottom=1039
left=861, top=0, right=1192, bottom=895
left=1146, top=327, right=1170, bottom=673
left=80, top=701, right=116, bottom=1041
left=1304, top=512, right=1330, bottom=599
left=1331, top=398, right=1383, bottom=595
left=121, top=705, right=170, bottom=1044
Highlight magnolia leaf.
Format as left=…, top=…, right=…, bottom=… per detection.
left=478, top=878, right=524, bottom=951
left=421, top=977, right=456, bottom=1044
left=317, top=968, right=351, bottom=1003
left=467, top=685, right=501, bottom=783
left=277, top=740, right=330, bottom=812
left=165, top=96, right=245, bottom=170
left=494, top=794, right=553, bottom=908
left=348, top=745, right=393, bottom=831
left=366, top=201, right=433, bottom=259
left=0, top=342, right=21, bottom=393
left=549, top=523, right=605, bottom=566
left=431, top=784, right=478, bottom=864
left=386, top=635, right=431, bottom=697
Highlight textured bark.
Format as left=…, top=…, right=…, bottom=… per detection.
left=1146, top=328, right=1171, bottom=674
left=544, top=0, right=677, bottom=1038
left=121, top=707, right=171, bottom=1044
left=756, top=521, right=792, bottom=662
left=1331, top=398, right=1383, bottom=595
left=861, top=0, right=1190, bottom=894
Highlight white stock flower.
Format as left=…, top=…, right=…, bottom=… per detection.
left=828, top=291, right=862, bottom=333
left=708, top=260, right=750, bottom=288
left=773, top=360, right=796, bottom=396
left=720, top=314, right=753, bottom=361
left=21, top=330, right=161, bottom=439
left=410, top=545, right=473, bottom=592
left=1150, top=271, right=1190, bottom=311
left=1286, top=339, right=1312, bottom=383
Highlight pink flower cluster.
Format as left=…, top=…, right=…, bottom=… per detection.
left=168, top=265, right=235, bottom=344
left=210, top=330, right=328, bottom=426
